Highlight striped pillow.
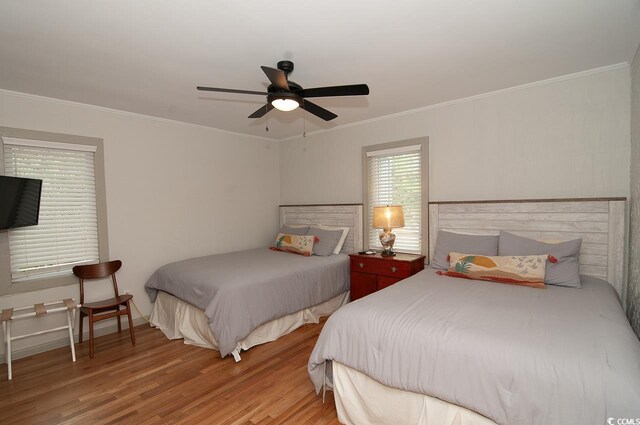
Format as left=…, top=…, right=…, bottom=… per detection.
left=438, top=252, right=555, bottom=289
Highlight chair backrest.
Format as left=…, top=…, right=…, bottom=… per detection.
left=72, top=260, right=123, bottom=304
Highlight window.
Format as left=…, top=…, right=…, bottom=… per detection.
left=0, top=127, right=108, bottom=294
left=363, top=138, right=428, bottom=255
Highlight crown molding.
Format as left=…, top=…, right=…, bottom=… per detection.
left=1, top=62, right=629, bottom=143
left=0, top=88, right=273, bottom=142
left=279, top=62, right=630, bottom=142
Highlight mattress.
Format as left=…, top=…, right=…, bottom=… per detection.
left=309, top=268, right=640, bottom=425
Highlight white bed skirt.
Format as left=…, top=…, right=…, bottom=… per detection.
left=150, top=290, right=349, bottom=354
left=333, top=362, right=497, bottom=425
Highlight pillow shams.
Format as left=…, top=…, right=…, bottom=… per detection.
left=440, top=252, right=548, bottom=289
left=432, top=231, right=499, bottom=270
left=308, top=227, right=344, bottom=256
left=279, top=224, right=309, bottom=236
left=498, top=231, right=582, bottom=288
left=270, top=233, right=315, bottom=256
left=313, top=224, right=350, bottom=254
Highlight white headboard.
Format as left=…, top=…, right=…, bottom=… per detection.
left=280, top=204, right=364, bottom=254
left=428, top=198, right=628, bottom=299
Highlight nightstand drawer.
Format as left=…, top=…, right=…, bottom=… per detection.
left=350, top=257, right=411, bottom=278
left=349, top=253, right=425, bottom=301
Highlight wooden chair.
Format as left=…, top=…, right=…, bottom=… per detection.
left=72, top=260, right=135, bottom=358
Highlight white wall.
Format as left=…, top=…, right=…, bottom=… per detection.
left=0, top=90, right=280, bottom=356
left=628, top=45, right=640, bottom=337
left=279, top=66, right=630, bottom=204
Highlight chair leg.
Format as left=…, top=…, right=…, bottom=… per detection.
left=89, top=311, right=94, bottom=359
left=117, top=312, right=122, bottom=333
left=126, top=301, right=135, bottom=346
left=79, top=311, right=84, bottom=343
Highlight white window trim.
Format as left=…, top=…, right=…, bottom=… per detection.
left=365, top=144, right=422, bottom=157
left=3, top=137, right=98, bottom=152
left=362, top=137, right=429, bottom=255
left=0, top=127, right=109, bottom=295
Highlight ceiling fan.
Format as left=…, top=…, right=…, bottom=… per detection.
left=197, top=60, right=369, bottom=121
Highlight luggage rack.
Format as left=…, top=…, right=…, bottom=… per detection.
left=1, top=299, right=80, bottom=380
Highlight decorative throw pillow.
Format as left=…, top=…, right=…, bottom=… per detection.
left=498, top=231, right=582, bottom=288
left=432, top=231, right=499, bottom=270
left=439, top=252, right=553, bottom=289
left=308, top=226, right=344, bottom=256
left=270, top=233, right=315, bottom=256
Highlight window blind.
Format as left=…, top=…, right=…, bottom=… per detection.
left=3, top=142, right=100, bottom=281
left=367, top=145, right=422, bottom=254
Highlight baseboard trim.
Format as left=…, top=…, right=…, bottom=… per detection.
left=0, top=316, right=149, bottom=363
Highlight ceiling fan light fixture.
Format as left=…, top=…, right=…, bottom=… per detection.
left=272, top=98, right=299, bottom=112
left=268, top=92, right=302, bottom=112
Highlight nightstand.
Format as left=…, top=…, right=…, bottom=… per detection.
left=349, top=252, right=426, bottom=301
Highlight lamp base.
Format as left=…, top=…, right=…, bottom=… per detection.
left=379, top=228, right=397, bottom=257
left=380, top=249, right=396, bottom=257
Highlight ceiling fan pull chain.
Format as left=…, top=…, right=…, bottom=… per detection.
left=265, top=105, right=269, bottom=132
left=302, top=102, right=307, bottom=138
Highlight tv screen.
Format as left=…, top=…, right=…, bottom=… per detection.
left=0, top=175, right=43, bottom=230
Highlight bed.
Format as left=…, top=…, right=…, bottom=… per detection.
left=308, top=198, right=640, bottom=425
left=146, top=204, right=363, bottom=361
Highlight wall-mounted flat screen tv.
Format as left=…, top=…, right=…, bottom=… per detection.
left=0, top=175, right=43, bottom=230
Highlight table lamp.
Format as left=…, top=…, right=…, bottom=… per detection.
left=372, top=205, right=405, bottom=257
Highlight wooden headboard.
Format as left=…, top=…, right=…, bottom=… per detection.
left=428, top=198, right=627, bottom=299
left=279, top=204, right=364, bottom=254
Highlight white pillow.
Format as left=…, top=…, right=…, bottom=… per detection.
left=313, top=224, right=349, bottom=254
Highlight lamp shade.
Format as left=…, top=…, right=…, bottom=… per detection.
left=372, top=205, right=405, bottom=229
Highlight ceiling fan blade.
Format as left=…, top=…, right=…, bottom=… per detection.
left=197, top=86, right=267, bottom=96
left=301, top=100, right=337, bottom=121
left=298, top=84, right=369, bottom=98
left=248, top=103, right=274, bottom=119
left=261, top=66, right=289, bottom=91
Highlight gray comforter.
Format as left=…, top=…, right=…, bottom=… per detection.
left=146, top=248, right=349, bottom=357
left=309, top=269, right=640, bottom=425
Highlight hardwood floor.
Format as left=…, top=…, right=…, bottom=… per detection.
left=0, top=320, right=340, bottom=424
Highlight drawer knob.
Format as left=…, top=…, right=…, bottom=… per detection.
left=359, top=262, right=365, bottom=268
left=391, top=266, right=397, bottom=273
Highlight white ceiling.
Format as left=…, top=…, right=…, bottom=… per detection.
left=1, top=1, right=640, bottom=140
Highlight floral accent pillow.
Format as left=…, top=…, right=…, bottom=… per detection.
left=270, top=233, right=316, bottom=256
left=438, top=252, right=556, bottom=289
